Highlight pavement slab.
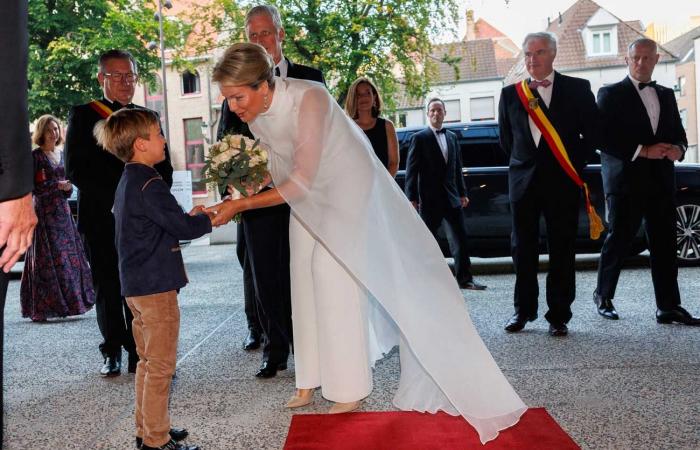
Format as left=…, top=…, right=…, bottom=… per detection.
left=3, top=244, right=699, bottom=449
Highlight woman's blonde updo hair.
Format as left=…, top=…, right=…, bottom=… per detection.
left=212, top=42, right=275, bottom=89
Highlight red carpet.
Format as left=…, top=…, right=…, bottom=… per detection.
left=284, top=408, right=579, bottom=449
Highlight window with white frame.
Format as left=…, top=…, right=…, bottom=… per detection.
left=397, top=112, right=407, bottom=128
left=470, top=97, right=495, bottom=121
left=678, top=76, right=687, bottom=96
left=591, top=30, right=612, bottom=55
left=585, top=26, right=617, bottom=57
left=680, top=109, right=688, bottom=130
left=443, top=100, right=461, bottom=123
left=184, top=118, right=206, bottom=195
left=181, top=70, right=201, bottom=95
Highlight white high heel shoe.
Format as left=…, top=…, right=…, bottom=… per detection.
left=286, top=388, right=315, bottom=408
left=328, top=400, right=361, bottom=414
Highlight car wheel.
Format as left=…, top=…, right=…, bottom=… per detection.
left=676, top=202, right=700, bottom=263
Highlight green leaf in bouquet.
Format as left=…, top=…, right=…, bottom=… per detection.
left=239, top=137, right=247, bottom=152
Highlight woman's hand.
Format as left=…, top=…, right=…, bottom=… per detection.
left=57, top=180, right=72, bottom=192
left=205, top=199, right=242, bottom=226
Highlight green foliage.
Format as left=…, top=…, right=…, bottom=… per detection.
left=28, top=0, right=190, bottom=121
left=189, top=0, right=460, bottom=112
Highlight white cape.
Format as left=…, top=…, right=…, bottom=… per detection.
left=249, top=78, right=526, bottom=444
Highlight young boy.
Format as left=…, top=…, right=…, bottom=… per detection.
left=95, top=109, right=211, bottom=450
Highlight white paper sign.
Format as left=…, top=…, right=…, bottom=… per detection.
left=171, top=170, right=193, bottom=212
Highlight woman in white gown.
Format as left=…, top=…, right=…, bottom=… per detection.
left=208, top=43, right=526, bottom=444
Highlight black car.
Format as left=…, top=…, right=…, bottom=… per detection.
left=395, top=121, right=700, bottom=264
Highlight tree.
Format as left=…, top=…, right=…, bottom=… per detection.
left=28, top=0, right=189, bottom=120
left=188, top=0, right=460, bottom=110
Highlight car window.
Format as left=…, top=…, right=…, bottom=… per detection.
left=461, top=141, right=508, bottom=168
left=398, top=132, right=412, bottom=170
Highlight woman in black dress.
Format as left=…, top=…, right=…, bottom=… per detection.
left=344, top=77, right=399, bottom=176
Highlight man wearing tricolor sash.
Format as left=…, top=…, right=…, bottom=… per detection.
left=64, top=50, right=176, bottom=379
left=498, top=32, right=599, bottom=337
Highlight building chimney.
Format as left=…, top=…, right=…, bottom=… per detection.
left=464, top=9, right=476, bottom=41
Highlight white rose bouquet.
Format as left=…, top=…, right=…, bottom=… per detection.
left=203, top=134, right=269, bottom=198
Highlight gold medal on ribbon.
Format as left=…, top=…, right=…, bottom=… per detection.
left=528, top=97, right=539, bottom=110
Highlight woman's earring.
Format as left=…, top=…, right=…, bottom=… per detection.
left=263, top=94, right=269, bottom=110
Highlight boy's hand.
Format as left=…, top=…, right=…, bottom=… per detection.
left=189, top=205, right=206, bottom=216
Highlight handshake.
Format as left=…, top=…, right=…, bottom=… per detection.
left=640, top=143, right=683, bottom=161
left=189, top=201, right=241, bottom=227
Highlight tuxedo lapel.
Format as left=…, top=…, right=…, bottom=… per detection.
left=285, top=57, right=295, bottom=78
left=623, top=77, right=655, bottom=137
left=547, top=72, right=564, bottom=119
left=428, top=131, right=448, bottom=170
left=653, top=84, right=673, bottom=138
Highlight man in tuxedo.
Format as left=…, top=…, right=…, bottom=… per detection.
left=498, top=32, right=598, bottom=336
left=0, top=0, right=38, bottom=439
left=594, top=38, right=699, bottom=326
left=65, top=50, right=175, bottom=377
left=405, top=98, right=486, bottom=291
left=216, top=4, right=325, bottom=378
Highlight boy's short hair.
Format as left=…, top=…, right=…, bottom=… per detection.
left=93, top=108, right=159, bottom=162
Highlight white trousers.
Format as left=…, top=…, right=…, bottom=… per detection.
left=289, top=215, right=373, bottom=403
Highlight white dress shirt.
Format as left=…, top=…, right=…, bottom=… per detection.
left=429, top=126, right=449, bottom=162
left=628, top=75, right=661, bottom=161
left=275, top=53, right=288, bottom=79
left=528, top=71, right=555, bottom=147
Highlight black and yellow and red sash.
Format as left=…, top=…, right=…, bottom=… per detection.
left=515, top=79, right=604, bottom=239
left=88, top=100, right=114, bottom=119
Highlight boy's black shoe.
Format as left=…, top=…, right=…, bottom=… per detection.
left=140, top=439, right=199, bottom=450
left=136, top=428, right=189, bottom=448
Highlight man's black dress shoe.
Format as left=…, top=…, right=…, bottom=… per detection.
left=140, top=438, right=199, bottom=450
left=459, top=279, right=487, bottom=290
left=593, top=292, right=619, bottom=320
left=136, top=428, right=189, bottom=448
left=656, top=306, right=700, bottom=326
left=100, top=355, right=121, bottom=377
left=255, top=361, right=287, bottom=378
left=504, top=314, right=537, bottom=332
left=548, top=323, right=568, bottom=337
left=128, top=351, right=139, bottom=374
left=242, top=330, right=262, bottom=351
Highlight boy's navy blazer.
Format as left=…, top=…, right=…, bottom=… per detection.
left=113, top=163, right=212, bottom=297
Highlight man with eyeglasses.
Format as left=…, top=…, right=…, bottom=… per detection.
left=216, top=4, right=324, bottom=379
left=64, top=50, right=176, bottom=379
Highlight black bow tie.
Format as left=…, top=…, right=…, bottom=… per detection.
left=435, top=128, right=447, bottom=134
left=638, top=81, right=656, bottom=90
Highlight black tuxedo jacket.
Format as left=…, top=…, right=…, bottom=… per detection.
left=64, top=99, right=173, bottom=233
left=597, top=76, right=687, bottom=195
left=498, top=72, right=598, bottom=201
left=216, top=57, right=325, bottom=140
left=0, top=0, right=32, bottom=202
left=404, top=127, right=466, bottom=221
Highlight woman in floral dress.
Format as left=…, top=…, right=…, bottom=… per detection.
left=20, top=115, right=95, bottom=321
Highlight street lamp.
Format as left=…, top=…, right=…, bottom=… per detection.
left=151, top=0, right=173, bottom=143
